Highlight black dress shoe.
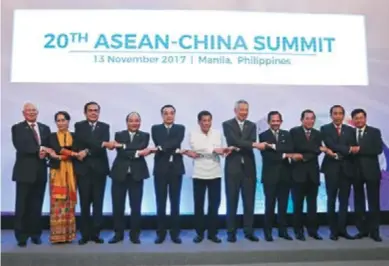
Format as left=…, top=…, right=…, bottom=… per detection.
left=171, top=237, right=182, bottom=244
left=193, top=235, right=204, bottom=243
left=309, top=233, right=323, bottom=240
left=78, top=238, right=89, bottom=245
left=264, top=233, right=274, bottom=242
left=245, top=234, right=259, bottom=242
left=295, top=233, right=306, bottom=241
left=91, top=236, right=104, bottom=244
left=108, top=235, right=123, bottom=244
left=354, top=232, right=368, bottom=239
left=17, top=241, right=27, bottom=247
left=330, top=234, right=339, bottom=241
left=130, top=236, right=141, bottom=244
left=338, top=232, right=355, bottom=240
left=370, top=234, right=383, bottom=242
left=154, top=235, right=165, bottom=244
left=207, top=235, right=221, bottom=243
left=227, top=234, right=237, bottom=243
left=278, top=231, right=293, bottom=240
left=31, top=237, right=42, bottom=245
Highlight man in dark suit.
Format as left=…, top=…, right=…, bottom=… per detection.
left=350, top=108, right=383, bottom=242
left=151, top=104, right=185, bottom=244
left=222, top=100, right=265, bottom=243
left=108, top=112, right=151, bottom=244
left=259, top=111, right=293, bottom=241
left=12, top=103, right=51, bottom=247
left=320, top=105, right=356, bottom=240
left=74, top=101, right=114, bottom=245
left=290, top=109, right=324, bottom=241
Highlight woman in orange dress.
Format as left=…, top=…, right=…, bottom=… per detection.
left=48, top=111, right=78, bottom=244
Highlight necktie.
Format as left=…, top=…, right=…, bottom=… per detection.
left=274, top=131, right=279, bottom=142
left=30, top=123, right=40, bottom=144
left=358, top=129, right=363, bottom=143
left=90, top=123, right=95, bottom=133
left=239, top=123, right=244, bottom=131
left=305, top=130, right=311, bottom=140
left=130, top=133, right=134, bottom=142
left=336, top=126, right=341, bottom=136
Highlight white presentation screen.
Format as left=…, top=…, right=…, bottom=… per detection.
left=11, top=10, right=368, bottom=85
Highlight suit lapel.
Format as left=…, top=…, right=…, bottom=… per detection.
left=267, top=129, right=277, bottom=143
left=24, top=121, right=39, bottom=144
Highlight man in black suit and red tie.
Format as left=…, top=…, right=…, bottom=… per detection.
left=259, top=111, right=293, bottom=241
left=109, top=112, right=151, bottom=244
left=320, top=105, right=356, bottom=240
left=289, top=109, right=325, bottom=241
left=11, top=103, right=51, bottom=247
left=73, top=102, right=114, bottom=245
left=151, top=104, right=185, bottom=244
left=350, top=108, right=383, bottom=242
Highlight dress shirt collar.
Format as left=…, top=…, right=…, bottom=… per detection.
left=333, top=123, right=342, bottom=129
left=303, top=127, right=312, bottom=133
left=26, top=120, right=38, bottom=127
left=198, top=127, right=212, bottom=136
left=357, top=126, right=366, bottom=132
left=235, top=118, right=245, bottom=125
left=164, top=123, right=173, bottom=129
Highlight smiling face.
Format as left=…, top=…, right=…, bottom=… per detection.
left=127, top=113, right=141, bottom=132
left=23, top=103, right=38, bottom=122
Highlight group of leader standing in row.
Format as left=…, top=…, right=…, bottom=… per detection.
left=11, top=100, right=384, bottom=247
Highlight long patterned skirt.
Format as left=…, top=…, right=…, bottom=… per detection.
left=50, top=192, right=76, bottom=243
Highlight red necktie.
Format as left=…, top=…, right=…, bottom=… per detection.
left=30, top=123, right=40, bottom=144
left=336, top=126, right=341, bottom=136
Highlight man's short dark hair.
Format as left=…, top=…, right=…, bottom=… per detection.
left=330, top=105, right=345, bottom=115
left=351, top=108, right=367, bottom=118
left=160, top=104, right=176, bottom=114
left=267, top=111, right=282, bottom=122
left=197, top=110, right=212, bottom=121
left=84, top=101, right=100, bottom=113
left=300, top=109, right=316, bottom=120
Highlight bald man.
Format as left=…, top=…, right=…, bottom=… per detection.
left=108, top=112, right=151, bottom=244
left=11, top=103, right=51, bottom=247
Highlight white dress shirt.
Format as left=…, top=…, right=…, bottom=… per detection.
left=189, top=128, right=223, bottom=179
left=124, top=131, right=139, bottom=173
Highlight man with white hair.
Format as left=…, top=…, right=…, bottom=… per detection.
left=11, top=103, right=51, bottom=247
left=108, top=112, right=152, bottom=244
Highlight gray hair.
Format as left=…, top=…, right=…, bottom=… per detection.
left=126, top=111, right=141, bottom=121
left=234, top=99, right=249, bottom=109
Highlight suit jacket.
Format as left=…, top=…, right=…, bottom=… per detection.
left=73, top=120, right=110, bottom=177
left=11, top=121, right=51, bottom=183
left=47, top=132, right=77, bottom=169
left=289, top=126, right=322, bottom=184
left=110, top=130, right=150, bottom=181
left=259, top=129, right=293, bottom=184
left=353, top=126, right=383, bottom=180
left=222, top=118, right=256, bottom=178
left=151, top=124, right=185, bottom=176
left=320, top=123, right=356, bottom=179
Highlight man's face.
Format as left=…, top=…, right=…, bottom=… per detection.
left=331, top=107, right=345, bottom=125
left=23, top=104, right=38, bottom=122
left=85, top=104, right=100, bottom=122
left=352, top=112, right=366, bottom=128
left=234, top=103, right=249, bottom=121
left=199, top=115, right=212, bottom=132
left=127, top=114, right=141, bottom=131
left=302, top=112, right=316, bottom=129
left=268, top=114, right=282, bottom=131
left=162, top=107, right=175, bottom=124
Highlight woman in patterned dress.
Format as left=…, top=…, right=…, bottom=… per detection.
left=47, top=111, right=78, bottom=244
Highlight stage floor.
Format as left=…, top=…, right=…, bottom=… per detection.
left=2, top=227, right=389, bottom=266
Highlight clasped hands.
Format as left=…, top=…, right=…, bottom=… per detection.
left=183, top=147, right=237, bottom=159
left=40, top=147, right=88, bottom=161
